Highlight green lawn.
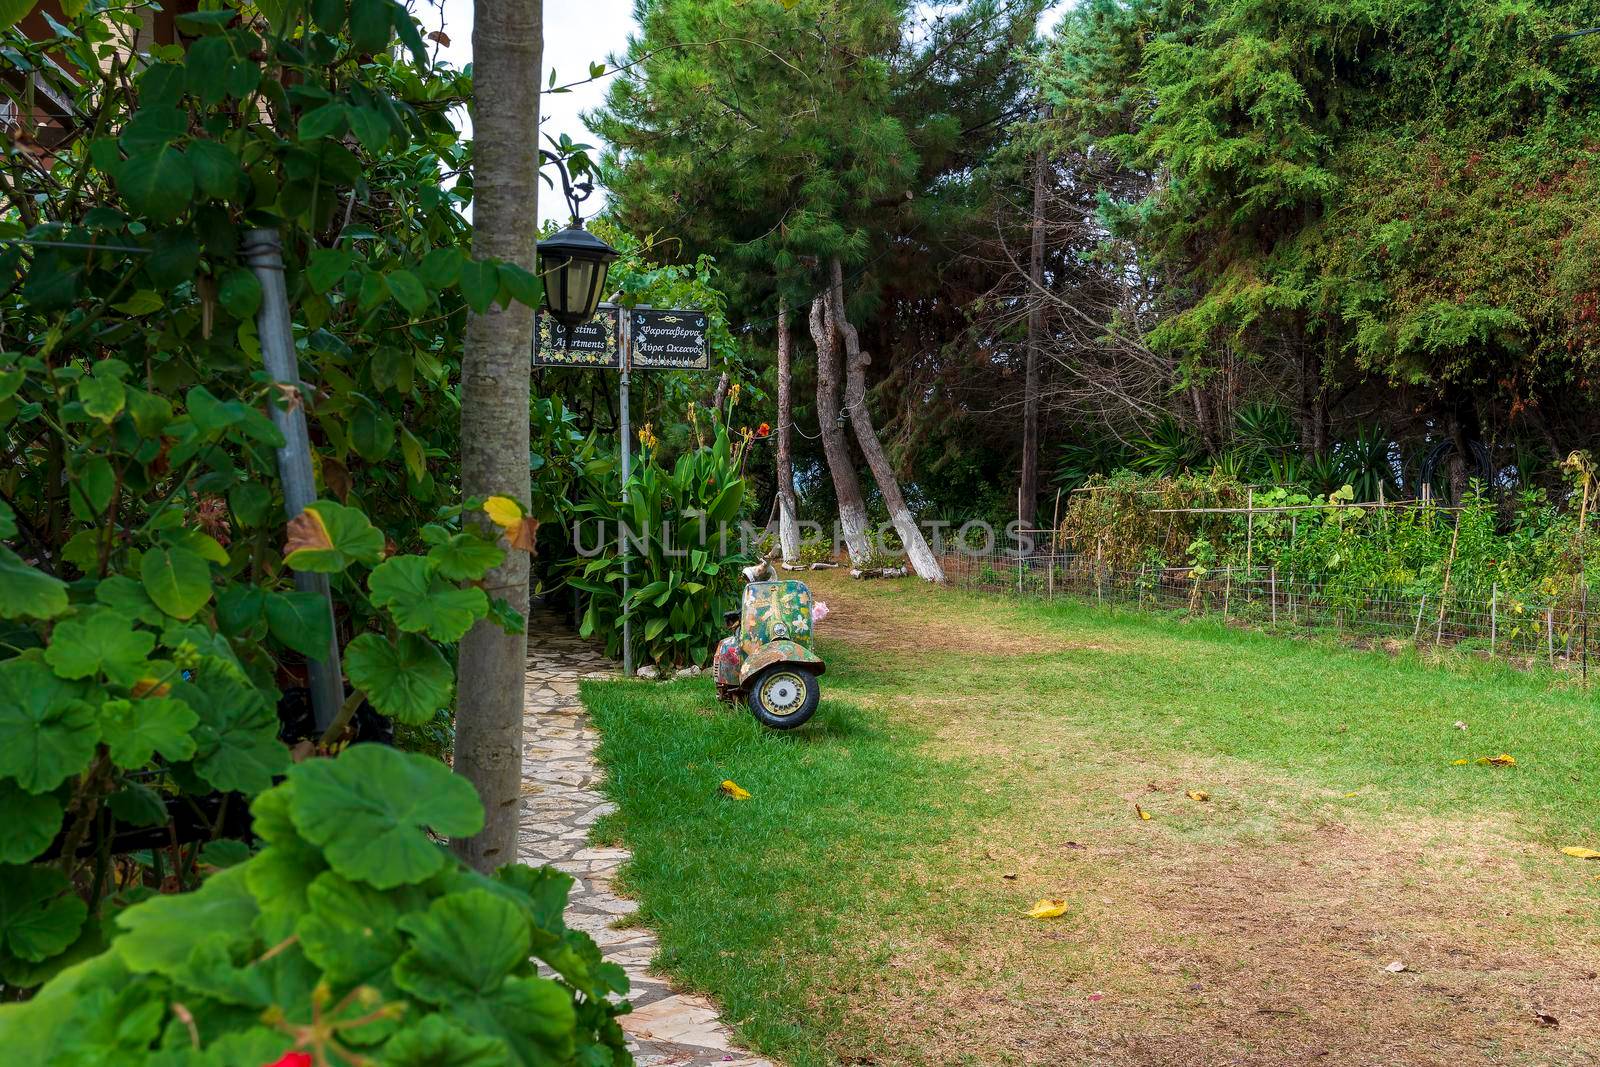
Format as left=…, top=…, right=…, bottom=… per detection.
left=582, top=575, right=1600, bottom=1066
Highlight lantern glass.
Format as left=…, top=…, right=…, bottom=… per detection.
left=537, top=223, right=620, bottom=331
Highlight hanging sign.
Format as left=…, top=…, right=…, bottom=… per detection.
left=629, top=308, right=709, bottom=370
left=534, top=305, right=622, bottom=368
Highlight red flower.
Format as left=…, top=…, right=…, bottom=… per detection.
left=265, top=1053, right=312, bottom=1067
left=756, top=422, right=770, bottom=437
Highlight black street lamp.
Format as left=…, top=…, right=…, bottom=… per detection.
left=537, top=148, right=620, bottom=332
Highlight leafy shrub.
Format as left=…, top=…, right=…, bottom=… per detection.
left=0, top=743, right=630, bottom=1064
left=1061, top=471, right=1596, bottom=614
left=563, top=424, right=753, bottom=668
left=0, top=0, right=538, bottom=994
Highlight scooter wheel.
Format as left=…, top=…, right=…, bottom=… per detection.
left=746, top=665, right=820, bottom=730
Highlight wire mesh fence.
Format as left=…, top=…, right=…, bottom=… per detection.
left=941, top=530, right=1597, bottom=676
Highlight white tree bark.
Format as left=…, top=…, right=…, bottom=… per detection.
left=809, top=293, right=871, bottom=566
left=827, top=258, right=944, bottom=581
left=452, top=0, right=540, bottom=873
left=775, top=295, right=801, bottom=565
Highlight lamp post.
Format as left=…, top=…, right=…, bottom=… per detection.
left=536, top=146, right=633, bottom=672
left=536, top=148, right=620, bottom=331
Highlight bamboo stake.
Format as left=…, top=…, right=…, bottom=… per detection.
left=1271, top=566, right=1278, bottom=626
left=1434, top=514, right=1461, bottom=649
left=1245, top=488, right=1254, bottom=579
left=1490, top=583, right=1497, bottom=657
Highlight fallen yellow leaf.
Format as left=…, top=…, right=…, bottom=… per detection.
left=1343, top=791, right=1360, bottom=798
left=1475, top=753, right=1516, bottom=767
left=719, top=779, right=751, bottom=801
left=1185, top=790, right=1210, bottom=802
left=1135, top=804, right=1151, bottom=821
left=1451, top=759, right=1470, bottom=766
left=1025, top=898, right=1068, bottom=919
left=483, top=495, right=524, bottom=529
left=1560, top=847, right=1600, bottom=860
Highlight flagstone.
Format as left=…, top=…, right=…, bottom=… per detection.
left=520, top=600, right=774, bottom=1066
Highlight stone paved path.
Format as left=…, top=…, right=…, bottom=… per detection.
left=517, top=601, right=776, bottom=1067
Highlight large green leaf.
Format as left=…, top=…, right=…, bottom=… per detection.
left=115, top=145, right=193, bottom=221
left=264, top=590, right=333, bottom=659
left=459, top=257, right=499, bottom=313
left=244, top=786, right=327, bottom=922
left=343, top=632, right=453, bottom=724
left=393, top=890, right=530, bottom=1003
left=94, top=576, right=164, bottom=625
left=426, top=533, right=504, bottom=582
left=287, top=745, right=482, bottom=889
left=284, top=500, right=385, bottom=572
left=0, top=547, right=69, bottom=620
left=0, top=781, right=63, bottom=864
left=98, top=697, right=198, bottom=768
left=178, top=672, right=290, bottom=794
left=0, top=866, right=87, bottom=963
left=305, top=247, right=356, bottom=294
left=368, top=556, right=489, bottom=641
left=295, top=871, right=415, bottom=987
left=385, top=269, right=428, bottom=314
left=380, top=1015, right=511, bottom=1067
left=42, top=610, right=155, bottom=686
left=139, top=545, right=213, bottom=619
left=112, top=864, right=256, bottom=978
left=0, top=659, right=98, bottom=793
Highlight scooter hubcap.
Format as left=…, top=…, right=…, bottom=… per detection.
left=759, top=671, right=804, bottom=712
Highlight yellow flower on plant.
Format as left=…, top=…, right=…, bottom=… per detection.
left=729, top=381, right=740, bottom=407
left=638, top=423, right=657, bottom=450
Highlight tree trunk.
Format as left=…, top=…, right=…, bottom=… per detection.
left=1300, top=335, right=1328, bottom=454
left=452, top=0, right=540, bottom=873
left=775, top=295, right=801, bottom=565
left=1019, top=117, right=1046, bottom=529
left=809, top=293, right=871, bottom=565
left=827, top=257, right=945, bottom=581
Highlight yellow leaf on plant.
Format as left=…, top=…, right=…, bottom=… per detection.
left=1560, top=847, right=1600, bottom=860
left=1135, top=804, right=1151, bottom=821
left=483, top=495, right=524, bottom=530
left=130, top=677, right=172, bottom=698
left=1025, top=898, right=1068, bottom=919
left=1185, top=790, right=1210, bottom=802
left=719, top=780, right=751, bottom=801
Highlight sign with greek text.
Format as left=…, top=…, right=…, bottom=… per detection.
left=629, top=308, right=709, bottom=370
left=534, top=305, right=622, bottom=368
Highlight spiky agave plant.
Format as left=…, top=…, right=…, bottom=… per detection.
left=1052, top=436, right=1135, bottom=492
left=1337, top=425, right=1396, bottom=502
left=1131, top=416, right=1206, bottom=477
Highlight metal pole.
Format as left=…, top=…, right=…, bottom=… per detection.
left=244, top=228, right=344, bottom=732
left=619, top=310, right=633, bottom=677
left=1490, top=583, right=1497, bottom=657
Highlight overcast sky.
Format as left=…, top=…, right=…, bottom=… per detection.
left=429, top=1, right=1071, bottom=226
left=434, top=0, right=637, bottom=226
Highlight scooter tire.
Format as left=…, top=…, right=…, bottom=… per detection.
left=745, top=665, right=820, bottom=730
